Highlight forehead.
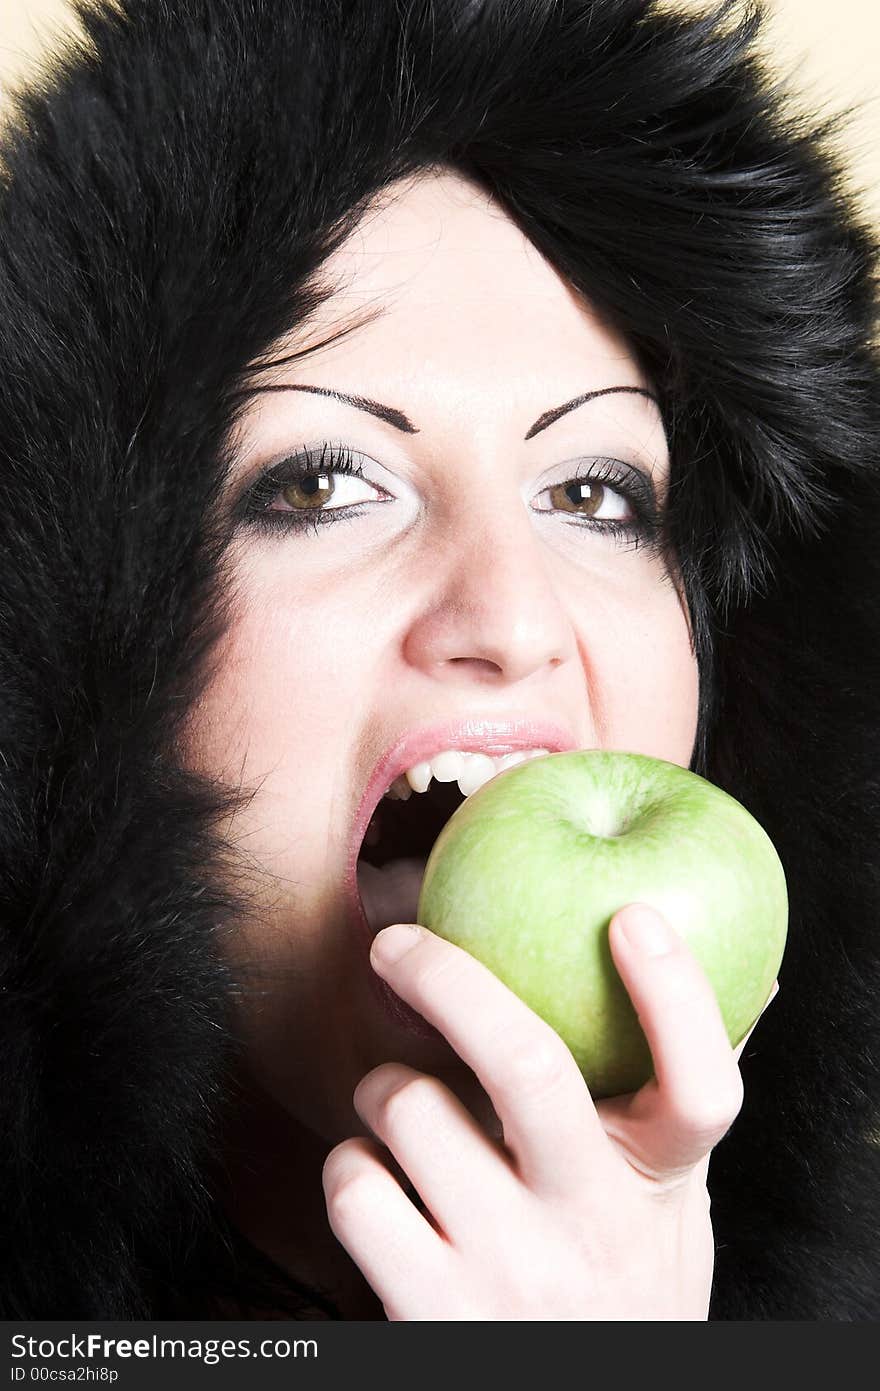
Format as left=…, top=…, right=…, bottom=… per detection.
left=265, top=167, right=649, bottom=390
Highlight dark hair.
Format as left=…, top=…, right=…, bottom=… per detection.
left=1, top=0, right=877, bottom=1318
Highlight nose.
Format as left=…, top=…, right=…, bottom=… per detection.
left=403, top=493, right=578, bottom=685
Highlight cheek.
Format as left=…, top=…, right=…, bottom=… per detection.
left=576, top=574, right=699, bottom=767
left=177, top=586, right=371, bottom=866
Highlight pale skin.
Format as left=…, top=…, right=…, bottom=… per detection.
left=183, top=167, right=775, bottom=1318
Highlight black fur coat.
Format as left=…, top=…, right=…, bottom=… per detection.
left=0, top=0, right=877, bottom=1319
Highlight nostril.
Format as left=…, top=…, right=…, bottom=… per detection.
left=446, top=657, right=504, bottom=677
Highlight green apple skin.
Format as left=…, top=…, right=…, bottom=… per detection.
left=416, top=750, right=788, bottom=1100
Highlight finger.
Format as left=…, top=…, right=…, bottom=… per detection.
left=733, top=979, right=779, bottom=1063
left=352, top=1061, right=521, bottom=1244
left=322, top=1134, right=450, bottom=1316
left=369, top=924, right=617, bottom=1199
left=598, top=904, right=745, bottom=1181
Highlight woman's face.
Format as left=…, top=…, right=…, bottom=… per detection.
left=185, top=168, right=699, bottom=1148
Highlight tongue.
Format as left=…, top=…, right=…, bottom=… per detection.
left=357, top=857, right=428, bottom=933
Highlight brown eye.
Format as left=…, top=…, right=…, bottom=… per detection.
left=258, top=453, right=386, bottom=517
left=239, top=442, right=398, bottom=536
left=280, top=471, right=337, bottom=511
left=540, top=478, right=633, bottom=522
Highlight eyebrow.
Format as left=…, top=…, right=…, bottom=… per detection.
left=242, top=382, right=661, bottom=440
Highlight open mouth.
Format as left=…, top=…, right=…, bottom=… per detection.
left=355, top=777, right=467, bottom=935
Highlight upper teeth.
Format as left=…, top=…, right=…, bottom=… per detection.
left=383, top=747, right=551, bottom=802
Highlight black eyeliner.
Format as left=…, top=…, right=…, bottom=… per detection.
left=229, top=440, right=367, bottom=525
left=234, top=442, right=664, bottom=546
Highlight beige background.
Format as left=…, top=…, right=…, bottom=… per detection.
left=0, top=0, right=877, bottom=221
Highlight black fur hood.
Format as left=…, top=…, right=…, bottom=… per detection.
left=0, top=0, right=877, bottom=1319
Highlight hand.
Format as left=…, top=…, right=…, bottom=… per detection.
left=322, top=904, right=777, bottom=1320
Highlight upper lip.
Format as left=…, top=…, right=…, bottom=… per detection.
left=345, top=713, right=580, bottom=887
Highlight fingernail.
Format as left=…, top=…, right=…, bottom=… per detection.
left=371, top=923, right=423, bottom=965
left=619, top=904, right=675, bottom=958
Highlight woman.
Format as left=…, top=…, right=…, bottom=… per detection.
left=0, top=0, right=877, bottom=1320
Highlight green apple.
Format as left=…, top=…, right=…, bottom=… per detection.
left=416, top=750, right=787, bottom=1099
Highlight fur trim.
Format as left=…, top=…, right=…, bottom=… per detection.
left=0, top=0, right=877, bottom=1317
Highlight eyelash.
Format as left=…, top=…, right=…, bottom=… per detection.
left=239, top=441, right=663, bottom=549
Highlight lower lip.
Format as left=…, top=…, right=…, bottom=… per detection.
left=346, top=870, right=445, bottom=1043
